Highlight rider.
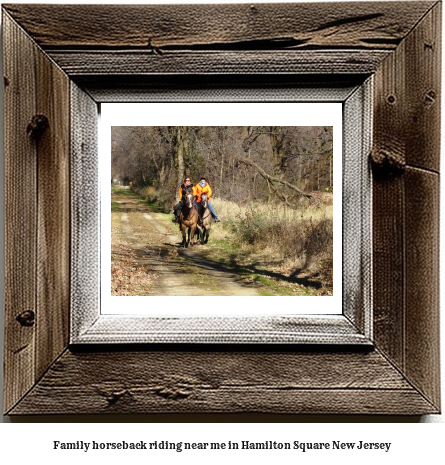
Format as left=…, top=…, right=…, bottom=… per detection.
left=195, top=177, right=220, bottom=222
left=172, top=176, right=196, bottom=223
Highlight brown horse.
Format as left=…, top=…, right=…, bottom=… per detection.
left=196, top=192, right=212, bottom=244
left=179, top=191, right=198, bottom=248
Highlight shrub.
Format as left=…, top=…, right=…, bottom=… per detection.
left=212, top=197, right=333, bottom=287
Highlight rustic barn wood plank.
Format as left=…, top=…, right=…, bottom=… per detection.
left=3, top=2, right=435, bottom=50
left=3, top=13, right=38, bottom=413
left=35, top=45, right=71, bottom=380
left=8, top=349, right=437, bottom=415
left=404, top=168, right=440, bottom=409
left=12, top=387, right=437, bottom=416
left=371, top=3, right=441, bottom=412
left=3, top=2, right=441, bottom=416
left=47, top=50, right=390, bottom=76
left=372, top=175, right=405, bottom=368
left=372, top=44, right=406, bottom=370
left=404, top=2, right=441, bottom=172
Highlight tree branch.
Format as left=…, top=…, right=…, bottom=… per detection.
left=266, top=179, right=295, bottom=209
left=235, top=158, right=313, bottom=199
left=288, top=150, right=333, bottom=158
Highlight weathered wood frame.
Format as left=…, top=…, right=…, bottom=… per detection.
left=3, top=2, right=441, bottom=415
left=71, top=82, right=373, bottom=346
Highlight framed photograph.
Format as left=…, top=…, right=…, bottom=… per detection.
left=3, top=2, right=440, bottom=415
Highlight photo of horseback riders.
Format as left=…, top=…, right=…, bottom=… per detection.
left=111, top=125, right=336, bottom=298
left=173, top=177, right=220, bottom=248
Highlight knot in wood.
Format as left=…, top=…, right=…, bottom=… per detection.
left=370, top=149, right=405, bottom=176
left=27, top=115, right=49, bottom=140
left=96, top=385, right=130, bottom=405
left=154, top=386, right=191, bottom=400
left=105, top=390, right=128, bottom=405
left=16, top=310, right=35, bottom=327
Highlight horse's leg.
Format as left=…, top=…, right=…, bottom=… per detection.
left=204, top=211, right=211, bottom=243
left=181, top=224, right=186, bottom=248
left=196, top=224, right=203, bottom=244
left=183, top=226, right=188, bottom=248
left=189, top=225, right=196, bottom=247
left=195, top=224, right=201, bottom=244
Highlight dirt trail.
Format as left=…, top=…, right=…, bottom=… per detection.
left=112, top=190, right=260, bottom=296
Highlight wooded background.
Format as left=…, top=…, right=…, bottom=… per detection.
left=111, top=126, right=333, bottom=205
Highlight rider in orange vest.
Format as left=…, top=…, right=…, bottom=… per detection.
left=194, top=177, right=220, bottom=222
left=172, top=177, right=196, bottom=223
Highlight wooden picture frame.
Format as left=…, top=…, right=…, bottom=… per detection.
left=2, top=2, right=441, bottom=415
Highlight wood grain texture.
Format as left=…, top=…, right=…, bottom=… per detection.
left=372, top=177, right=405, bottom=369
left=75, top=75, right=365, bottom=104
left=3, top=11, right=71, bottom=413
left=372, top=35, right=405, bottom=369
left=46, top=50, right=390, bottom=76
left=3, top=2, right=441, bottom=416
left=3, top=12, right=37, bottom=414
left=2, top=2, right=435, bottom=50
left=371, top=1, right=440, bottom=173
left=8, top=349, right=437, bottom=415
left=35, top=43, right=71, bottom=380
left=404, top=168, right=440, bottom=408
left=342, top=81, right=373, bottom=336
left=404, top=2, right=441, bottom=172
left=75, top=316, right=370, bottom=345
left=70, top=83, right=99, bottom=339
left=372, top=3, right=441, bottom=411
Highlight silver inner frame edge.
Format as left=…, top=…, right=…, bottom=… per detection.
left=70, top=80, right=373, bottom=345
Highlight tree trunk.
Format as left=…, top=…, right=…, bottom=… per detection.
left=269, top=126, right=287, bottom=178
left=171, top=126, right=190, bottom=186
left=241, top=126, right=252, bottom=157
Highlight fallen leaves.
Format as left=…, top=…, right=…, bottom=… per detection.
left=111, top=219, right=158, bottom=296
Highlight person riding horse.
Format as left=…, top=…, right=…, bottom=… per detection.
left=194, top=177, right=220, bottom=222
left=172, top=177, right=196, bottom=223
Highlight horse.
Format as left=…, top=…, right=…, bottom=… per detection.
left=179, top=191, right=198, bottom=248
left=196, top=192, right=212, bottom=244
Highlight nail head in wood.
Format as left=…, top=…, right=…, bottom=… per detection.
left=424, top=90, right=436, bottom=105
left=26, top=114, right=49, bottom=140
left=16, top=310, right=35, bottom=327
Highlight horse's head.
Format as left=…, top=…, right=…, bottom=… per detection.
left=200, top=192, right=208, bottom=208
left=185, top=192, right=194, bottom=209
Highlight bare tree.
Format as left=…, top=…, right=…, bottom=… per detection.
left=111, top=126, right=333, bottom=206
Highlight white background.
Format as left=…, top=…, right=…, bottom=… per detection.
left=0, top=0, right=444, bottom=462
left=101, top=102, right=342, bottom=315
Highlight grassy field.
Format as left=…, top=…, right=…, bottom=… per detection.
left=208, top=197, right=333, bottom=293
left=132, top=185, right=334, bottom=296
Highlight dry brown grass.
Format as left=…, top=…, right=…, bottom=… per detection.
left=211, top=197, right=333, bottom=288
